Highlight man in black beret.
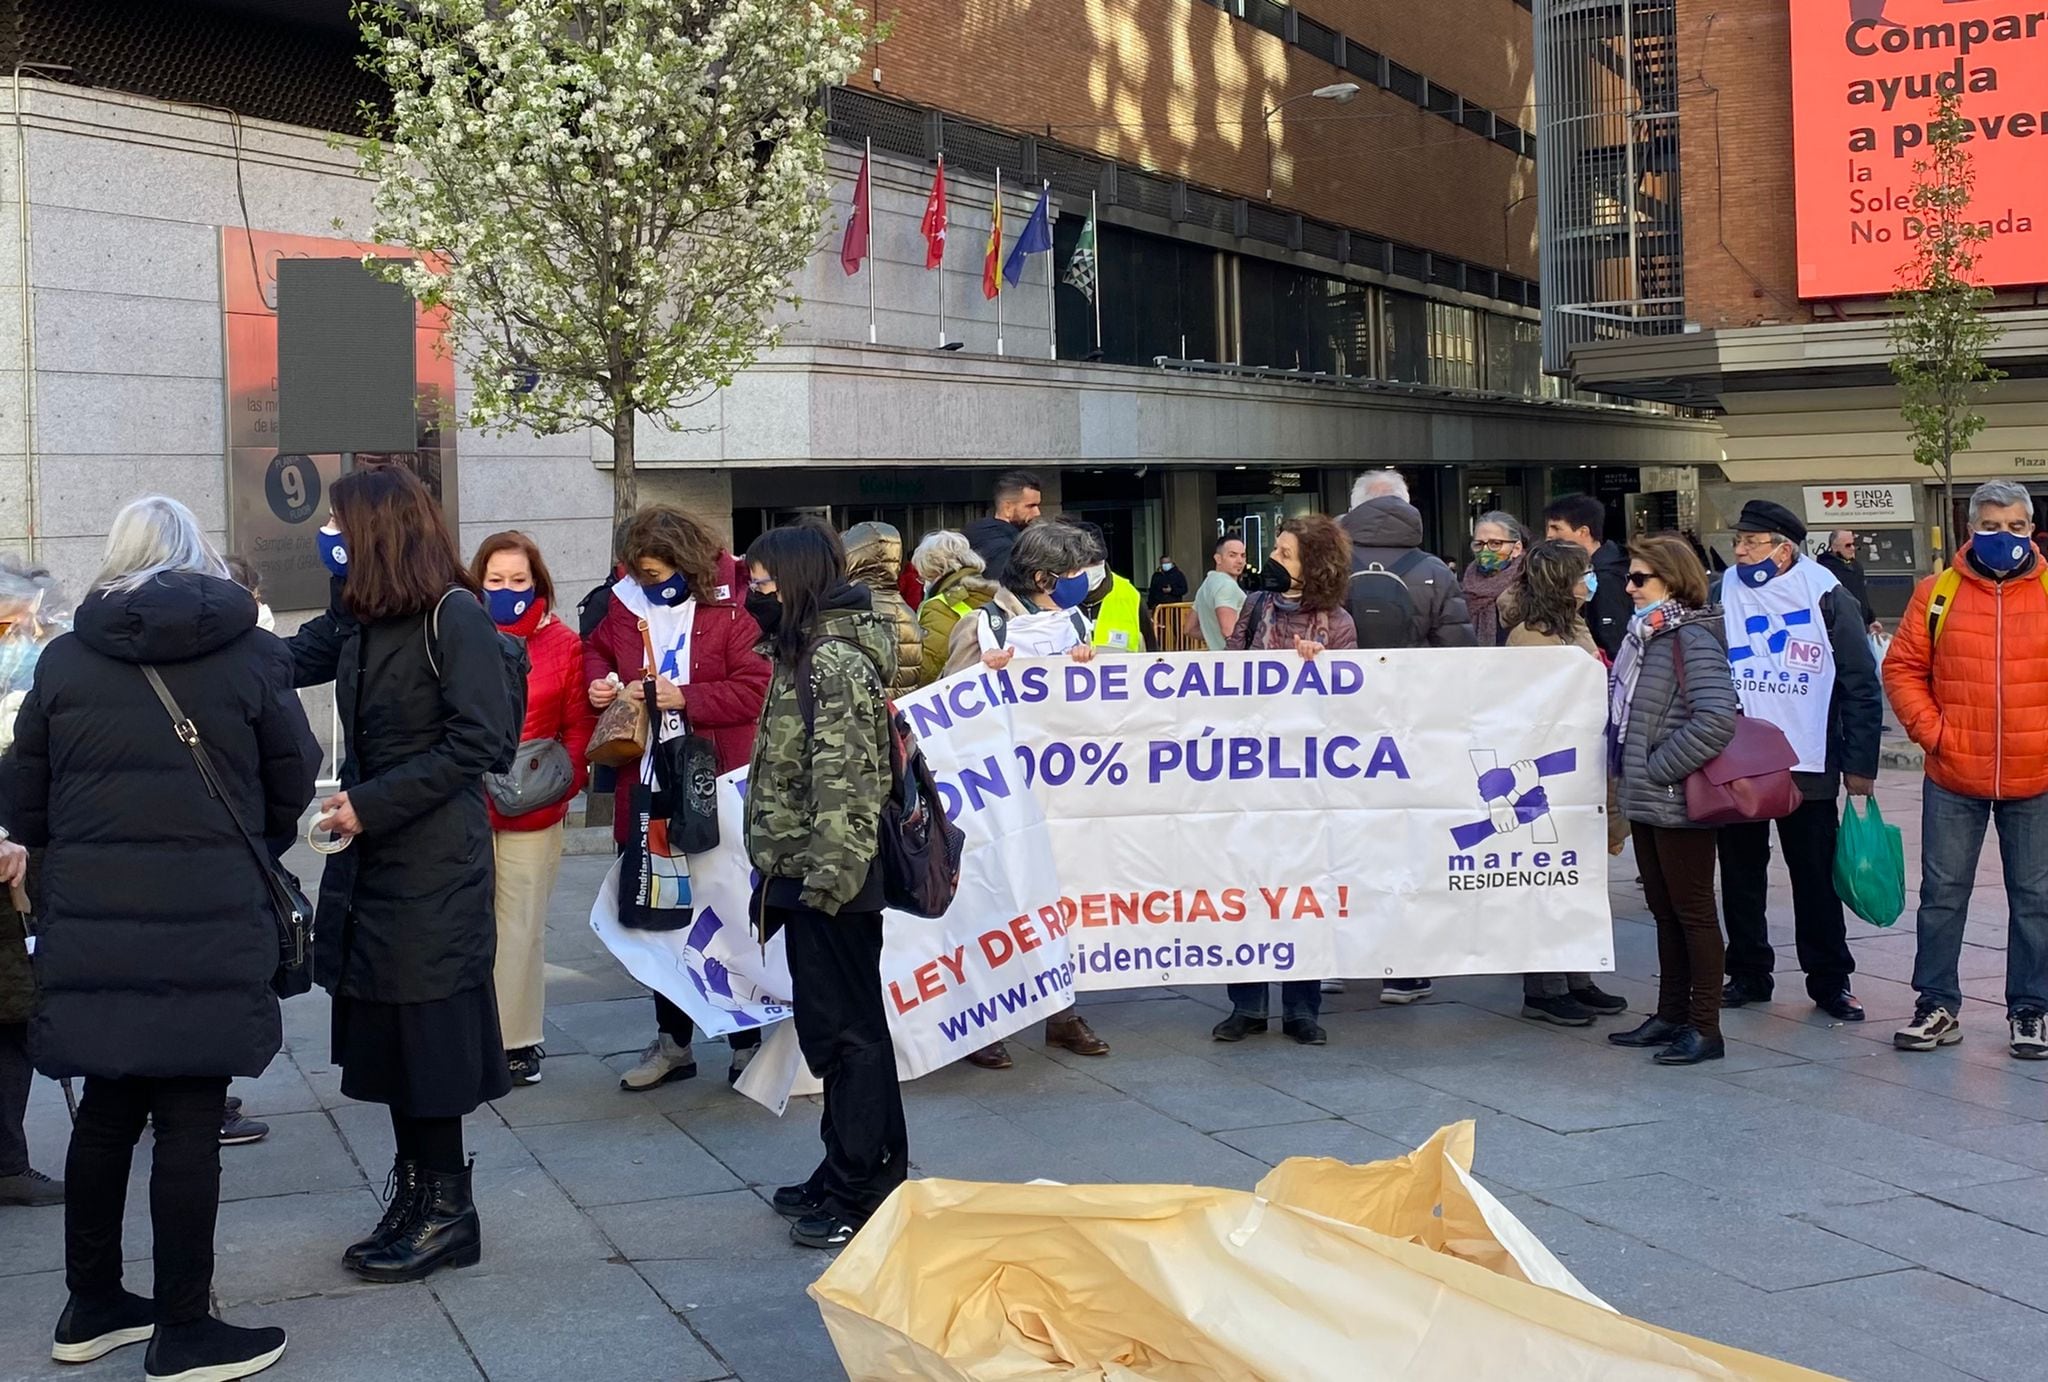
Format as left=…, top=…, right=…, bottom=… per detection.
left=1717, top=499, right=1884, bottom=1022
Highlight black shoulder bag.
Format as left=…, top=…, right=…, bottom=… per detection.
left=140, top=666, right=314, bottom=998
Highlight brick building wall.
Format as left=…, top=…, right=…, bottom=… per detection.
left=1300, top=0, right=1535, bottom=116
left=1675, top=0, right=1814, bottom=328
left=868, top=0, right=1539, bottom=277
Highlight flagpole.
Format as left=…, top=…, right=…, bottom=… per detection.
left=1044, top=182, right=1056, bottom=362
left=995, top=167, right=1005, bottom=358
left=1090, top=189, right=1103, bottom=353
left=865, top=139, right=877, bottom=346
left=937, top=174, right=947, bottom=349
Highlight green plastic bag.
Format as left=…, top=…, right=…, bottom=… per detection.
left=1834, top=796, right=1905, bottom=928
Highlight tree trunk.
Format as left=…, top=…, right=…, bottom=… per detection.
left=612, top=403, right=637, bottom=544
left=1940, top=442, right=1955, bottom=567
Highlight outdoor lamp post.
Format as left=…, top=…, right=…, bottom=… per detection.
left=1263, top=82, right=1361, bottom=202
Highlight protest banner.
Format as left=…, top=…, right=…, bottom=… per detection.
left=593, top=647, right=1614, bottom=1111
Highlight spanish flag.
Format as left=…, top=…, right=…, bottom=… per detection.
left=982, top=171, right=1004, bottom=300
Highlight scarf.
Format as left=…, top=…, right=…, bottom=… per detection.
left=1461, top=556, right=1522, bottom=646
left=1608, top=599, right=1685, bottom=763
left=1720, top=556, right=1840, bottom=772
left=1244, top=593, right=1330, bottom=650
left=610, top=575, right=696, bottom=783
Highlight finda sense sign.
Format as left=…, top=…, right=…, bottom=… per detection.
left=1789, top=0, right=2047, bottom=299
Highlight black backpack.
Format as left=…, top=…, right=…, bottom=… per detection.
left=797, top=637, right=967, bottom=919
left=1346, top=549, right=1425, bottom=649
left=427, top=589, right=530, bottom=774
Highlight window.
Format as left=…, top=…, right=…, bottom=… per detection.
left=1383, top=291, right=1429, bottom=384
left=1427, top=302, right=1479, bottom=390
left=1055, top=220, right=1221, bottom=366
left=1484, top=316, right=1543, bottom=397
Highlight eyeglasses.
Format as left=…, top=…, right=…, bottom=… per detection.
left=1625, top=571, right=1654, bottom=588
left=1471, top=539, right=1515, bottom=552
left=746, top=577, right=775, bottom=594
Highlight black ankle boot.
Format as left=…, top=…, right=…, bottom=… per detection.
left=349, top=1161, right=480, bottom=1284
left=1607, top=1016, right=1686, bottom=1048
left=344, top=1157, right=422, bottom=1269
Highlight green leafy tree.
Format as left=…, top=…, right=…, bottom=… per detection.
left=1888, top=87, right=2005, bottom=561
left=352, top=0, right=868, bottom=530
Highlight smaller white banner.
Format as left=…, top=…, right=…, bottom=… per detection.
left=1802, top=484, right=1914, bottom=525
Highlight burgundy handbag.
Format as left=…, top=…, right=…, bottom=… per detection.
left=1670, top=640, right=1803, bottom=826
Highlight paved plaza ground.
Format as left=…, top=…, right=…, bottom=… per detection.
left=5, top=774, right=2047, bottom=1381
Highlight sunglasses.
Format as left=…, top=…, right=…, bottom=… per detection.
left=1626, top=571, right=1654, bottom=588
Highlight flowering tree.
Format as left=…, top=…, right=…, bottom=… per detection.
left=353, top=0, right=868, bottom=528
left=1888, top=89, right=2005, bottom=561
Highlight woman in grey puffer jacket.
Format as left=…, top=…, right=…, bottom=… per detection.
left=1605, top=534, right=1738, bottom=1066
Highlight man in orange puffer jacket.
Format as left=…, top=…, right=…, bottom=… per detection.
left=1883, top=480, right=2048, bottom=1062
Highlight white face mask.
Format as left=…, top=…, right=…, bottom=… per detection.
left=1159, top=561, right=1174, bottom=571
left=256, top=602, right=277, bottom=633
left=1083, top=562, right=1107, bottom=592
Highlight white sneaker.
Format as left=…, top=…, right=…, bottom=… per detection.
left=1319, top=979, right=1346, bottom=995
left=620, top=1034, right=697, bottom=1091
left=1894, top=1001, right=1962, bottom=1052
left=2009, top=1009, right=2048, bottom=1061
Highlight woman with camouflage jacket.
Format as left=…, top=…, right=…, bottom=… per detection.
left=739, top=520, right=902, bottom=1252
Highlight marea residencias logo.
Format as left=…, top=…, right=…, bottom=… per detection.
left=1448, top=747, right=1582, bottom=890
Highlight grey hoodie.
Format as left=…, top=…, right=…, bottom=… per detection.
left=1338, top=497, right=1476, bottom=647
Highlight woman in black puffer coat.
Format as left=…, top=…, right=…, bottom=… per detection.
left=0, top=496, right=318, bottom=1380
left=289, top=465, right=516, bottom=1288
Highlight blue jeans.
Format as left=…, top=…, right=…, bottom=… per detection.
left=1914, top=778, right=2048, bottom=1015
left=1226, top=982, right=1320, bottom=1023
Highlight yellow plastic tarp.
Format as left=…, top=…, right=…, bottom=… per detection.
left=810, top=1121, right=1840, bottom=1382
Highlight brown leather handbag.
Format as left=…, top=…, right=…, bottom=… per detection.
left=586, top=619, right=655, bottom=768
left=1670, top=640, right=1802, bottom=826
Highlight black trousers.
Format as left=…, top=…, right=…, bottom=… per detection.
left=652, top=992, right=761, bottom=1051
left=66, top=1074, right=229, bottom=1324
left=780, top=905, right=906, bottom=1223
left=0, top=1022, right=31, bottom=1177
left=1635, top=823, right=1726, bottom=1039
left=1718, top=795, right=1856, bottom=999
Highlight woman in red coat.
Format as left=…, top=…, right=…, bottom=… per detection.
left=473, top=533, right=598, bottom=1088
left=583, top=506, right=769, bottom=1088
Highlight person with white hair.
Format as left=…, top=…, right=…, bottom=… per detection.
left=1338, top=469, right=1475, bottom=651
left=910, top=531, right=997, bottom=685
left=1885, top=480, right=2048, bottom=1061
left=0, top=494, right=318, bottom=1380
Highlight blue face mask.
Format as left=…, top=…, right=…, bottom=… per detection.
left=1582, top=570, right=1599, bottom=599
left=644, top=577, right=689, bottom=607
left=317, top=526, right=349, bottom=579
left=1971, top=529, right=2033, bottom=574
left=485, top=587, right=535, bottom=626
left=1734, top=556, right=1783, bottom=589
left=1051, top=573, right=1091, bottom=609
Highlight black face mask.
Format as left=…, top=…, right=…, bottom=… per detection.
left=744, top=589, right=782, bottom=637
left=1258, top=562, right=1294, bottom=593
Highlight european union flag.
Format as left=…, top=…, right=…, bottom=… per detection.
left=1002, top=183, right=1053, bottom=287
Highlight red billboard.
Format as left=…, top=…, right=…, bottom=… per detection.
left=1789, top=0, right=2048, bottom=299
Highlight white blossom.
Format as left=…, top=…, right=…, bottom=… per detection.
left=351, top=0, right=867, bottom=525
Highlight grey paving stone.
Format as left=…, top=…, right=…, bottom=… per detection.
left=433, top=1259, right=728, bottom=1382
left=222, top=1282, right=484, bottom=1382
left=1940, top=1122, right=2048, bottom=1174
left=640, top=1257, right=840, bottom=1380
left=1, top=1269, right=79, bottom=1382
left=211, top=1186, right=388, bottom=1307
left=1940, top=1318, right=2048, bottom=1382
left=544, top=996, right=659, bottom=1059
left=1396, top=1049, right=1767, bottom=1134
left=1537, top=1172, right=1909, bottom=1291
left=1779, top=1268, right=2048, bottom=1353
left=1213, top=1117, right=1414, bottom=1169
left=1565, top=1119, right=1910, bottom=1213
left=1085, top=1054, right=1329, bottom=1132
left=589, top=1188, right=815, bottom=1262
left=1814, top=1047, right=2048, bottom=1118
left=1201, top=1042, right=1444, bottom=1116
left=228, top=1053, right=324, bottom=1116
left=1936, top=1176, right=2048, bottom=1237
left=1717, top=1061, right=2029, bottom=1133
left=216, top=1110, right=363, bottom=1202
left=1809, top=1195, right=2048, bottom=1313
left=472, top=1162, right=617, bottom=1267
left=669, top=1097, right=834, bottom=1189
left=514, top=1115, right=743, bottom=1206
